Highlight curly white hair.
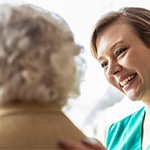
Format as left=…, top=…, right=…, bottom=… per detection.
left=0, top=4, right=85, bottom=106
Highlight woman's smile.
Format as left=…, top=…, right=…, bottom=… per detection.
left=90, top=7, right=150, bottom=150
left=121, top=73, right=137, bottom=91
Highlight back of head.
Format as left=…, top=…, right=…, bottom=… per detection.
left=0, top=4, right=84, bottom=106
left=91, top=7, right=150, bottom=59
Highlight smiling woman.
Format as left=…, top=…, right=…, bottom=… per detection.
left=96, top=20, right=150, bottom=101
left=90, top=7, right=150, bottom=150
left=60, top=7, right=150, bottom=150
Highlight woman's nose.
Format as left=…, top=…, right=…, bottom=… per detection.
left=105, top=61, right=121, bottom=76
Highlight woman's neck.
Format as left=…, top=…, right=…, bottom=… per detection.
left=144, top=102, right=150, bottom=117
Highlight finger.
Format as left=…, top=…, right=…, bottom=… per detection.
left=82, top=138, right=107, bottom=150
left=59, top=138, right=92, bottom=150
left=83, top=142, right=107, bottom=150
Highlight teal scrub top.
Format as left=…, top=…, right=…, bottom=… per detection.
left=106, top=107, right=150, bottom=150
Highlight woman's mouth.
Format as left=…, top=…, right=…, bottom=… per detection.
left=120, top=73, right=137, bottom=87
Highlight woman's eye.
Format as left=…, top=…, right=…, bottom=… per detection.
left=101, top=62, right=108, bottom=69
left=115, top=48, right=127, bottom=57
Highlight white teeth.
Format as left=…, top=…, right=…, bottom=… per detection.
left=120, top=74, right=136, bottom=86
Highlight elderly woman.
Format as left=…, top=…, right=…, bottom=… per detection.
left=0, top=4, right=86, bottom=149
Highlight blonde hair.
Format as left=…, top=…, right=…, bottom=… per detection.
left=0, top=4, right=85, bottom=106
left=91, top=7, right=150, bottom=59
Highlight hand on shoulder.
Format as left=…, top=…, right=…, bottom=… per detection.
left=59, top=137, right=107, bottom=150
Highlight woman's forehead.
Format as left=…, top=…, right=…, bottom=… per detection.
left=96, top=22, right=136, bottom=57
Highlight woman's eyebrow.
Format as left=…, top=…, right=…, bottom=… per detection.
left=97, top=40, right=125, bottom=61
left=110, top=40, right=124, bottom=50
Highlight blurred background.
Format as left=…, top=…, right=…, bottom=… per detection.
left=0, top=0, right=149, bottom=144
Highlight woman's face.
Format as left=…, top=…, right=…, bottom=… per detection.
left=96, top=21, right=150, bottom=102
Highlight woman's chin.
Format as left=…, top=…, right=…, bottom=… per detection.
left=126, top=92, right=142, bottom=101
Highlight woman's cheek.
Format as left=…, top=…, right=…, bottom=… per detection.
left=106, top=76, right=115, bottom=86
